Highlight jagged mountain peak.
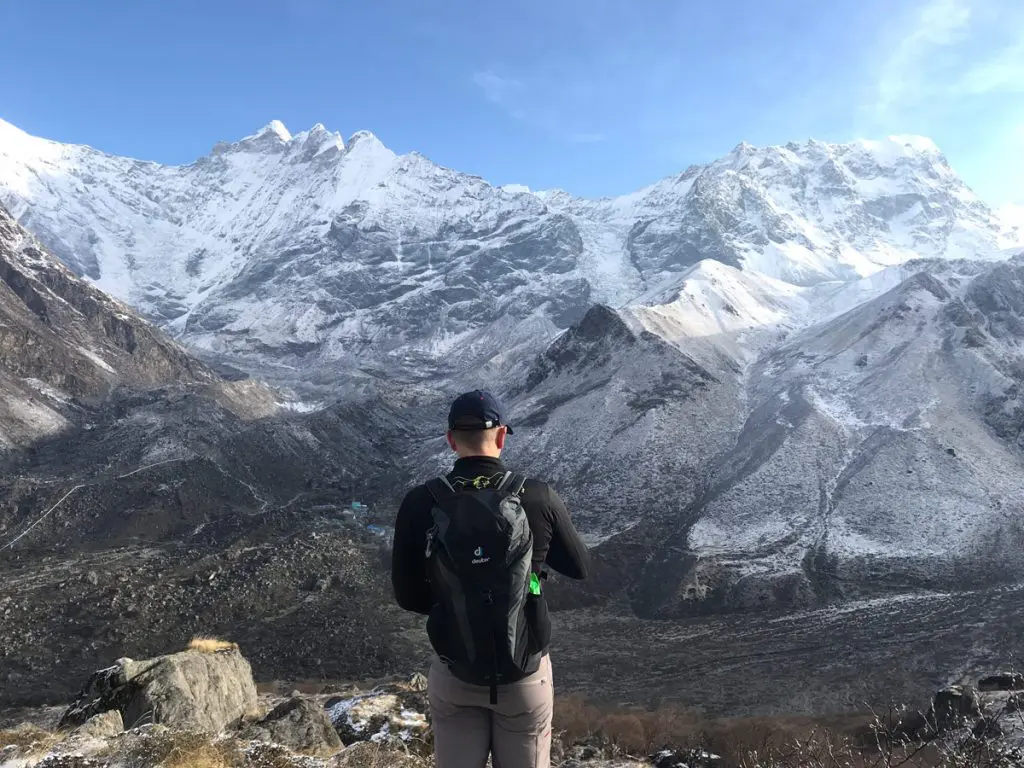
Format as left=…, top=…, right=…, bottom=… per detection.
left=252, top=119, right=292, bottom=142
left=343, top=129, right=395, bottom=164
left=218, top=120, right=356, bottom=158
left=0, top=117, right=1019, bottom=387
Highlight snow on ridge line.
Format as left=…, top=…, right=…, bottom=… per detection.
left=263, top=119, right=292, bottom=142
left=0, top=114, right=1014, bottom=376
left=884, top=134, right=941, bottom=153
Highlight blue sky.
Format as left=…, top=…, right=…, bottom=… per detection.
left=1, top=0, right=1021, bottom=204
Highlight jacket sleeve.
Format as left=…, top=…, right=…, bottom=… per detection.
left=391, top=488, right=433, bottom=615
left=543, top=485, right=591, bottom=580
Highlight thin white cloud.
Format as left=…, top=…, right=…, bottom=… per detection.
left=869, top=0, right=1024, bottom=120
left=471, top=70, right=524, bottom=107
left=471, top=70, right=606, bottom=144
left=873, top=0, right=973, bottom=115
left=955, top=41, right=1024, bottom=95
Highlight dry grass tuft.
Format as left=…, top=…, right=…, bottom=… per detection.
left=124, top=729, right=238, bottom=768
left=187, top=636, right=240, bottom=654
left=0, top=723, right=63, bottom=753
left=332, top=741, right=428, bottom=767
left=162, top=743, right=234, bottom=768
left=553, top=694, right=896, bottom=766
left=554, top=694, right=704, bottom=753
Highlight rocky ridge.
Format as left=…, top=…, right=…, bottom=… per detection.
left=0, top=119, right=1018, bottom=389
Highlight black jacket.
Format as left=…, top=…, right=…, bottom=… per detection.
left=391, top=456, right=591, bottom=618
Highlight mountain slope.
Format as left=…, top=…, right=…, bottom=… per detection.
left=0, top=119, right=591, bottom=385
left=0, top=204, right=273, bottom=449
left=541, top=136, right=1015, bottom=286
left=1, top=119, right=1018, bottom=389
left=363, top=258, right=1023, bottom=616
left=2, top=118, right=1024, bottom=713
left=0, top=205, right=417, bottom=705
left=621, top=257, right=1024, bottom=616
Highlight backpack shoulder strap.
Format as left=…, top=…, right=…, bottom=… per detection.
left=496, top=472, right=527, bottom=497
left=425, top=477, right=457, bottom=505
left=424, top=478, right=457, bottom=559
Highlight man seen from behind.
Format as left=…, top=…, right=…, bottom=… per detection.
left=392, top=390, right=591, bottom=768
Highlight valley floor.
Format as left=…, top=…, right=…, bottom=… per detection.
left=551, top=584, right=1024, bottom=716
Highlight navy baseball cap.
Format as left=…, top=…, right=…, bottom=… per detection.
left=448, top=390, right=514, bottom=434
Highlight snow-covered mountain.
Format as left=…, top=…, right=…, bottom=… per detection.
left=0, top=118, right=1018, bottom=389
left=1001, top=203, right=1024, bottom=241
left=2, top=116, right=1024, bottom=615
left=0, top=203, right=277, bottom=450
left=484, top=257, right=1024, bottom=617
left=0, top=119, right=585, bottom=386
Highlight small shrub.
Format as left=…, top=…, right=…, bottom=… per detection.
left=636, top=703, right=704, bottom=749
left=553, top=694, right=603, bottom=744
left=554, top=694, right=705, bottom=754
left=598, top=713, right=648, bottom=752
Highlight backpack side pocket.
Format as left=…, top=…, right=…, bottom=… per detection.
left=525, top=592, right=551, bottom=653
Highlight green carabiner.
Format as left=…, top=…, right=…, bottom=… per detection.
left=529, top=572, right=542, bottom=596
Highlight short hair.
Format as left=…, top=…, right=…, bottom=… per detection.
left=450, top=427, right=499, bottom=452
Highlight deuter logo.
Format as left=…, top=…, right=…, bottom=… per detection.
left=472, top=546, right=490, bottom=565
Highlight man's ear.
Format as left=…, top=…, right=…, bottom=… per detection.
left=446, top=431, right=459, bottom=452
left=495, top=426, right=508, bottom=450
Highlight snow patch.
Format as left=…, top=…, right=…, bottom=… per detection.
left=254, top=119, right=292, bottom=142
left=501, top=183, right=532, bottom=195
left=75, top=346, right=116, bottom=374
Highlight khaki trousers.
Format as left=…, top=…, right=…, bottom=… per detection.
left=428, top=654, right=554, bottom=768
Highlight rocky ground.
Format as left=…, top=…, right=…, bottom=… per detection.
left=3, top=643, right=1024, bottom=768
left=550, top=583, right=1024, bottom=716
left=0, top=506, right=419, bottom=709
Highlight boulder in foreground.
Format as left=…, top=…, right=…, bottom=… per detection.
left=240, top=696, right=342, bottom=757
left=59, top=643, right=257, bottom=733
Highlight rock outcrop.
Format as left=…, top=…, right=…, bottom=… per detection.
left=72, top=710, right=123, bottom=739
left=327, top=678, right=431, bottom=751
left=931, top=685, right=982, bottom=732
left=240, top=696, right=342, bottom=757
left=979, top=673, right=1024, bottom=692
left=59, top=646, right=257, bottom=732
